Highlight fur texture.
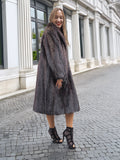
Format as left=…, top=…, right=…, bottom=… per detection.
left=33, top=23, right=80, bottom=115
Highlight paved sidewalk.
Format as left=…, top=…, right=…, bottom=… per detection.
left=0, top=64, right=120, bottom=160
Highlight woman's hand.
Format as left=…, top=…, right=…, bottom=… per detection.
left=56, top=79, right=63, bottom=89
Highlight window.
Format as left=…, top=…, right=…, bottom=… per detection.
left=79, top=16, right=85, bottom=58
left=0, top=0, right=3, bottom=68
left=30, top=0, right=52, bottom=64
left=31, top=8, right=35, bottom=18
left=89, top=21, right=94, bottom=57
left=37, top=10, right=46, bottom=21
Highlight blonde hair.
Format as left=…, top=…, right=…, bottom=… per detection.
left=49, top=8, right=69, bottom=45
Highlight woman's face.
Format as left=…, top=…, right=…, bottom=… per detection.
left=52, top=10, right=64, bottom=28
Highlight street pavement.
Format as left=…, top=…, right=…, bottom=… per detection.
left=0, top=64, right=120, bottom=160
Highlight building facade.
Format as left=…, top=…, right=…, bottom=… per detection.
left=0, top=0, right=120, bottom=95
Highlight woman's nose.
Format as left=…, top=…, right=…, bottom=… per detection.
left=57, top=18, right=61, bottom=22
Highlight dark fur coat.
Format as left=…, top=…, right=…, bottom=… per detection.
left=33, top=23, right=80, bottom=115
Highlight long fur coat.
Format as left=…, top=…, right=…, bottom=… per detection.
left=33, top=23, right=80, bottom=115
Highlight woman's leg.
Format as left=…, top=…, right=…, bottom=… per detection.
left=64, top=113, right=75, bottom=149
left=46, top=113, right=74, bottom=128
left=46, top=115, right=55, bottom=128
left=65, top=113, right=74, bottom=127
left=46, top=115, right=63, bottom=143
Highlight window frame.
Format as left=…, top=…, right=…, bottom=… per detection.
left=30, top=0, right=52, bottom=64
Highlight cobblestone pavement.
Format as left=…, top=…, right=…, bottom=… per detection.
left=0, top=64, right=120, bottom=160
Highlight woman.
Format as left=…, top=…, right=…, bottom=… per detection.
left=33, top=8, right=80, bottom=149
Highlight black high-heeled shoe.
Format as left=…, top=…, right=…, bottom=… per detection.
left=48, top=127, right=63, bottom=143
left=63, top=127, right=76, bottom=149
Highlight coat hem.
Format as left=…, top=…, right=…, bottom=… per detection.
left=33, top=108, right=80, bottom=115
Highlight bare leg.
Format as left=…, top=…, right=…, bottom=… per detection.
left=46, top=115, right=55, bottom=128
left=65, top=113, right=74, bottom=128
left=46, top=115, right=62, bottom=143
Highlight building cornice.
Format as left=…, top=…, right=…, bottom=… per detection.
left=63, top=2, right=76, bottom=10
left=110, top=6, right=120, bottom=19
left=77, top=0, right=95, bottom=12
left=100, top=12, right=112, bottom=23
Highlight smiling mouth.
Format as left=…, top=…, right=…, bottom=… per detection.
left=57, top=23, right=61, bottom=26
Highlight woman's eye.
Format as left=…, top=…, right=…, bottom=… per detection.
left=55, top=16, right=63, bottom=19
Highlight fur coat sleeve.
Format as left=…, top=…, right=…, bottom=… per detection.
left=43, top=27, right=68, bottom=82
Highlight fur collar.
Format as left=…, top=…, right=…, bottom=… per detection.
left=45, top=22, right=67, bottom=48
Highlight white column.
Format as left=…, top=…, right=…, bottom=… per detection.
left=72, top=11, right=81, bottom=72
left=84, top=16, right=93, bottom=67
left=18, top=0, right=36, bottom=89
left=93, top=14, right=101, bottom=66
left=66, top=18, right=75, bottom=73
left=66, top=18, right=73, bottom=60
left=2, top=0, right=19, bottom=69
left=101, top=24, right=107, bottom=63
left=109, top=22, right=117, bottom=63
left=18, top=0, right=33, bottom=72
